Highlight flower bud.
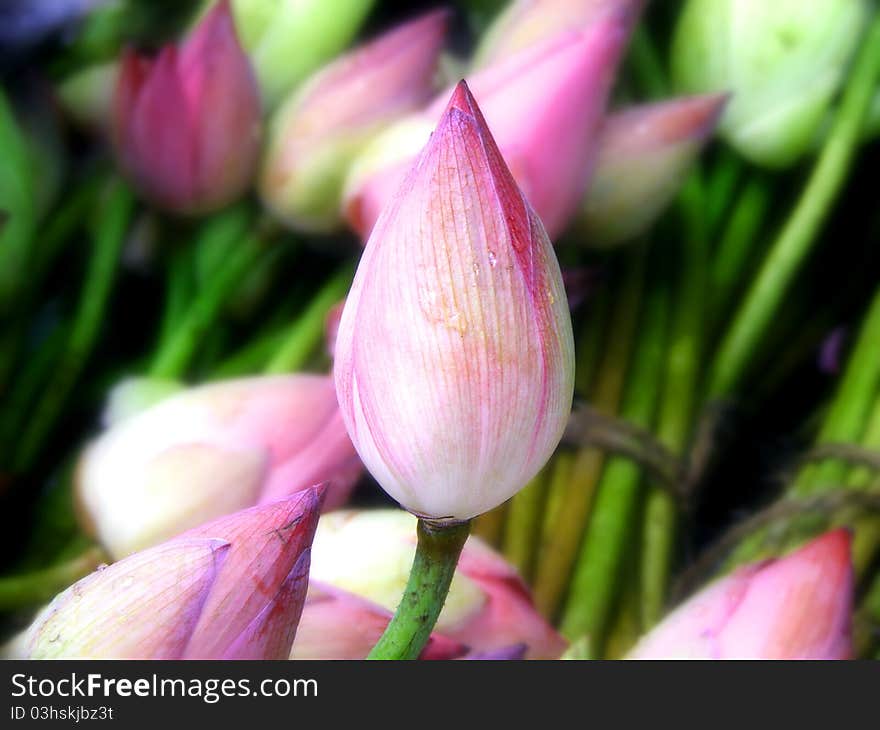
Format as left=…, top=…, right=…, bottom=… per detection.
left=472, top=0, right=642, bottom=70
left=10, top=490, right=322, bottom=659
left=628, top=530, right=854, bottom=659
left=335, top=82, right=575, bottom=521
left=204, top=0, right=375, bottom=108
left=76, top=375, right=360, bottom=558
left=344, top=12, right=628, bottom=239
left=303, top=510, right=567, bottom=658
left=260, top=11, right=448, bottom=233
left=113, top=0, right=262, bottom=214
left=291, top=581, right=464, bottom=659
left=578, top=94, right=726, bottom=247
left=179, top=489, right=323, bottom=659
left=671, top=0, right=869, bottom=168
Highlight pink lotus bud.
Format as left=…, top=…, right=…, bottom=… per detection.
left=10, top=491, right=322, bottom=659
left=579, top=94, right=727, bottom=247
left=76, top=375, right=360, bottom=558
left=260, top=11, right=448, bottom=232
left=343, top=12, right=629, bottom=239
left=304, top=510, right=567, bottom=659
left=179, top=489, right=324, bottom=659
left=335, top=82, right=575, bottom=521
left=291, top=581, right=464, bottom=659
left=628, top=530, right=854, bottom=659
left=113, top=0, right=261, bottom=214
left=9, top=539, right=229, bottom=659
left=472, top=0, right=643, bottom=70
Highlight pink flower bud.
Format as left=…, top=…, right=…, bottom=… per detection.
left=291, top=581, right=464, bottom=660
left=113, top=0, right=261, bottom=214
left=77, top=375, right=360, bottom=558
left=628, top=530, right=854, bottom=659
left=334, top=82, right=575, bottom=521
left=11, top=490, right=322, bottom=659
left=260, top=10, right=448, bottom=232
left=304, top=510, right=567, bottom=659
left=579, top=94, right=727, bottom=247
left=472, top=0, right=643, bottom=70
left=343, top=12, right=629, bottom=239
left=179, top=489, right=324, bottom=659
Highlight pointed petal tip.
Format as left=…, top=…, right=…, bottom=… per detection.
left=446, top=80, right=476, bottom=116
left=801, top=527, right=853, bottom=565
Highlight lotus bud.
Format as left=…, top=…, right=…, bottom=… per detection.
left=578, top=94, right=727, bottom=247
left=260, top=11, right=448, bottom=233
left=198, top=0, right=375, bottom=109
left=9, top=490, right=322, bottom=659
left=178, top=489, right=323, bottom=659
left=472, top=0, right=642, bottom=69
left=671, top=0, right=869, bottom=168
left=344, top=12, right=628, bottom=238
left=306, top=510, right=567, bottom=659
left=628, top=530, right=854, bottom=659
left=76, top=375, right=361, bottom=558
left=113, top=0, right=262, bottom=214
left=335, top=82, right=575, bottom=521
left=291, top=581, right=464, bottom=660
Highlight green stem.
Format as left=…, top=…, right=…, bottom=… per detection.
left=156, top=246, right=194, bottom=352
left=0, top=322, right=67, bottom=465
left=640, top=176, right=707, bottom=627
left=705, top=151, right=744, bottom=236
left=0, top=546, right=105, bottom=609
left=848, top=396, right=880, bottom=487
left=708, top=14, right=880, bottom=398
left=15, top=181, right=133, bottom=472
left=709, top=177, right=771, bottom=331
left=574, top=285, right=612, bottom=397
left=30, top=174, right=102, bottom=284
left=502, top=468, right=549, bottom=581
left=560, top=271, right=670, bottom=645
left=149, top=225, right=263, bottom=379
left=537, top=450, right=575, bottom=566
left=795, top=288, right=880, bottom=493
left=367, top=519, right=470, bottom=660
left=264, top=263, right=354, bottom=374
left=855, top=570, right=880, bottom=657
left=533, top=249, right=647, bottom=618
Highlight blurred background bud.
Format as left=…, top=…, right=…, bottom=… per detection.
left=113, top=1, right=262, bottom=214
left=260, top=10, right=448, bottom=233
left=577, top=94, right=726, bottom=248
left=672, top=0, right=869, bottom=168
left=628, top=530, right=853, bottom=659
left=201, top=0, right=376, bottom=109
left=57, top=61, right=118, bottom=132
left=307, top=510, right=567, bottom=659
left=344, top=13, right=629, bottom=239
left=472, top=0, right=643, bottom=70
left=76, top=375, right=360, bottom=558
left=100, top=376, right=185, bottom=426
